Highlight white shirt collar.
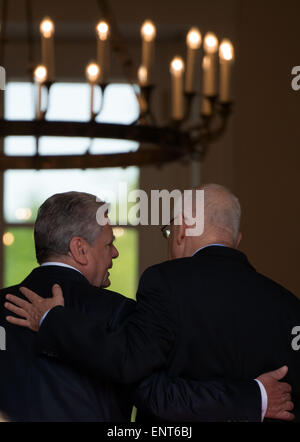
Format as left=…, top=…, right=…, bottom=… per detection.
left=192, top=244, right=227, bottom=256
left=40, top=262, right=83, bottom=275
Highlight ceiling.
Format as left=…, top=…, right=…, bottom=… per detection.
left=3, top=0, right=238, bottom=40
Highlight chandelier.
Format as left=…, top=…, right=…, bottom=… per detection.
left=0, top=0, right=234, bottom=171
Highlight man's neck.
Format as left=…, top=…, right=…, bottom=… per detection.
left=40, top=258, right=83, bottom=275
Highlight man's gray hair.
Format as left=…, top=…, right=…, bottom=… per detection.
left=200, top=183, right=241, bottom=243
left=34, top=191, right=106, bottom=264
left=180, top=183, right=241, bottom=243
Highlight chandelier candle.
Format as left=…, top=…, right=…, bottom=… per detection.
left=40, top=18, right=55, bottom=82
left=170, top=56, right=185, bottom=121
left=138, top=65, right=148, bottom=87
left=201, top=56, right=212, bottom=116
left=219, top=39, right=234, bottom=103
left=141, top=20, right=156, bottom=85
left=34, top=65, right=47, bottom=120
left=185, top=27, right=202, bottom=94
left=203, top=32, right=219, bottom=97
left=96, top=21, right=110, bottom=85
left=86, top=63, right=100, bottom=119
left=138, top=66, right=149, bottom=114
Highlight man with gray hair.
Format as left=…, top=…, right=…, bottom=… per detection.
left=169, top=183, right=242, bottom=258
left=4, top=186, right=298, bottom=421
left=0, top=191, right=133, bottom=421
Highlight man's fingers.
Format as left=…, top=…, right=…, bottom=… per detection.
left=5, top=294, right=31, bottom=311
left=6, top=316, right=29, bottom=328
left=19, top=286, right=43, bottom=304
left=284, top=393, right=292, bottom=402
left=267, top=365, right=288, bottom=381
left=276, top=411, right=295, bottom=421
left=279, top=382, right=292, bottom=394
left=285, top=401, right=294, bottom=411
left=4, top=302, right=27, bottom=319
left=52, top=284, right=65, bottom=306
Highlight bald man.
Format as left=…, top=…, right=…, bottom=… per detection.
left=5, top=185, right=299, bottom=421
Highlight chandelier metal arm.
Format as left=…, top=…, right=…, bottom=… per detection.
left=0, top=147, right=185, bottom=171
left=25, top=0, right=35, bottom=79
left=0, top=119, right=193, bottom=149
left=0, top=105, right=233, bottom=169
left=0, top=0, right=8, bottom=67
left=189, top=102, right=232, bottom=156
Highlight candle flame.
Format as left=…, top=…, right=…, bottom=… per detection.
left=34, top=65, right=48, bottom=83
left=219, top=39, right=234, bottom=61
left=40, top=18, right=55, bottom=38
left=86, top=63, right=100, bottom=83
left=96, top=21, right=110, bottom=40
left=186, top=27, right=202, bottom=49
left=204, top=32, right=218, bottom=54
left=170, top=56, right=185, bottom=75
left=141, top=20, right=156, bottom=42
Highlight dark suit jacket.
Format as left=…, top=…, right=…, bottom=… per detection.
left=134, top=246, right=300, bottom=421
left=35, top=247, right=283, bottom=421
left=0, top=265, right=134, bottom=421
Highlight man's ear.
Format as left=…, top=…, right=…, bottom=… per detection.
left=69, top=237, right=89, bottom=265
left=236, top=232, right=242, bottom=248
left=176, top=214, right=186, bottom=246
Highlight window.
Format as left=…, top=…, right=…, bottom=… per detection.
left=3, top=82, right=139, bottom=299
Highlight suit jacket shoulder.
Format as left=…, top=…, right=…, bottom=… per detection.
left=0, top=266, right=134, bottom=421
